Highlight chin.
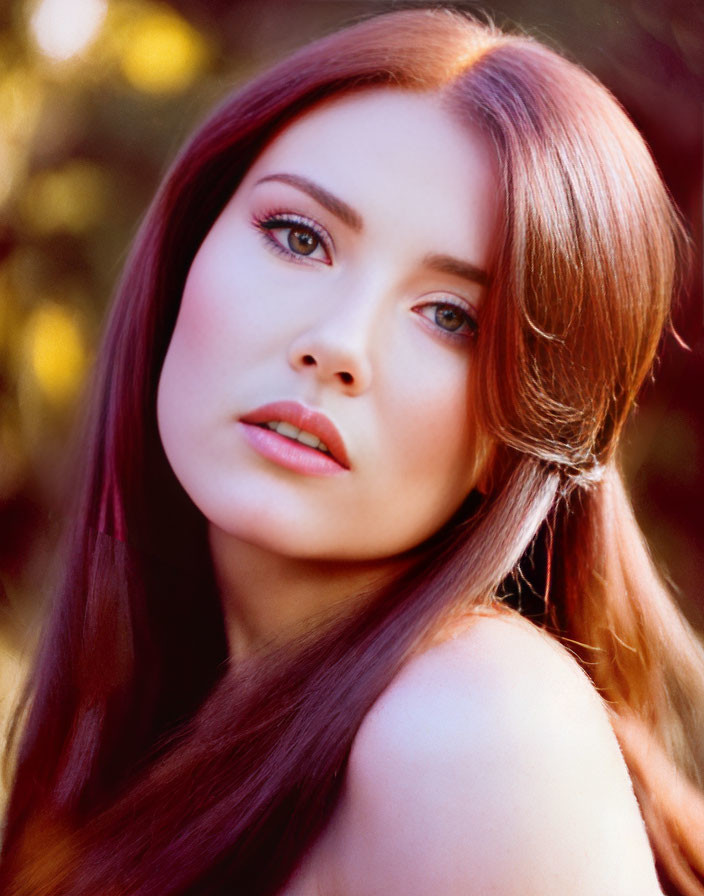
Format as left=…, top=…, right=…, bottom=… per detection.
left=201, top=495, right=336, bottom=560
left=206, top=504, right=438, bottom=566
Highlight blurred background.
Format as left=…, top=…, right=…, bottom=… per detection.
left=0, top=0, right=702, bottom=755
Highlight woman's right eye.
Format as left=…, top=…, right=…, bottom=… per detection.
left=255, top=214, right=332, bottom=264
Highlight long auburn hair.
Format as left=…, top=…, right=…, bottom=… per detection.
left=2, top=8, right=704, bottom=896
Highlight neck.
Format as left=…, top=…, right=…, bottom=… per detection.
left=208, top=526, right=411, bottom=662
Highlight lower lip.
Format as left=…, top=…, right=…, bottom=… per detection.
left=238, top=422, right=348, bottom=476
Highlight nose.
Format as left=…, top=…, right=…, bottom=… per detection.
left=287, top=293, right=376, bottom=394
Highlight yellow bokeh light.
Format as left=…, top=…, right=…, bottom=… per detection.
left=0, top=67, right=44, bottom=207
left=0, top=138, right=26, bottom=208
left=120, top=7, right=207, bottom=93
left=0, top=67, right=45, bottom=144
left=20, top=162, right=107, bottom=234
left=24, top=303, right=87, bottom=405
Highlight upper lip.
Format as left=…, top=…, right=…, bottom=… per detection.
left=239, top=400, right=350, bottom=469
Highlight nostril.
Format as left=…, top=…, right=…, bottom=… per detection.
left=295, top=352, right=356, bottom=386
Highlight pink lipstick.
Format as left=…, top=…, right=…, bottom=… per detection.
left=238, top=401, right=350, bottom=476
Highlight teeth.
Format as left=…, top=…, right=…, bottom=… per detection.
left=276, top=421, right=300, bottom=440
left=262, top=421, right=330, bottom=455
left=297, top=430, right=322, bottom=449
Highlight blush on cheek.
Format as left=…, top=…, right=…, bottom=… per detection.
left=177, top=264, right=221, bottom=348
left=400, top=385, right=484, bottom=497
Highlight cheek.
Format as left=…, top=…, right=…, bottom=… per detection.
left=161, top=234, right=277, bottom=394
left=157, top=289, right=231, bottom=425
left=176, top=242, right=251, bottom=352
left=381, top=340, right=477, bottom=482
left=176, top=225, right=315, bottom=368
left=156, top=246, right=244, bottom=462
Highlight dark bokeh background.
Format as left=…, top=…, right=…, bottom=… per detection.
left=0, top=0, right=702, bottom=743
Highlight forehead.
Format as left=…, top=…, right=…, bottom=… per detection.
left=242, top=88, right=499, bottom=266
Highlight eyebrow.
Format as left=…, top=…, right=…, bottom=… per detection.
left=255, top=173, right=363, bottom=232
left=422, top=253, right=489, bottom=288
left=255, top=172, right=490, bottom=287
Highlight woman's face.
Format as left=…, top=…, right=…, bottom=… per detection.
left=157, top=88, right=499, bottom=562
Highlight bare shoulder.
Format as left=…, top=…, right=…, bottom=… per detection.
left=316, top=611, right=662, bottom=896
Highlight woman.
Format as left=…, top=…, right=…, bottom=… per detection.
left=2, top=7, right=703, bottom=895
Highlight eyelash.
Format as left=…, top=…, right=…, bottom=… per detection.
left=252, top=209, right=478, bottom=341
left=252, top=210, right=333, bottom=264
left=414, top=299, right=479, bottom=342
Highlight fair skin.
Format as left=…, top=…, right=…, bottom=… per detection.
left=285, top=613, right=663, bottom=896
left=157, top=89, right=663, bottom=893
left=157, top=88, right=495, bottom=655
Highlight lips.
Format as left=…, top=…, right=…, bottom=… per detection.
left=239, top=401, right=350, bottom=469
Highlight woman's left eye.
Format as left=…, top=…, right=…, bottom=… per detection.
left=255, top=214, right=332, bottom=264
left=415, top=301, right=478, bottom=339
